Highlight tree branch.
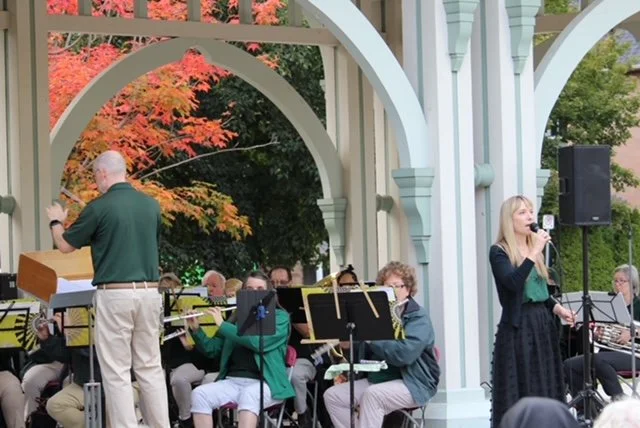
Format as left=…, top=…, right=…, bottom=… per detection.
left=137, top=141, right=279, bottom=180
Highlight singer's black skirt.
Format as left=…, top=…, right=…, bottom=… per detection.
left=490, top=302, right=565, bottom=428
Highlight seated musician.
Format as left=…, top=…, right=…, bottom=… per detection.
left=188, top=270, right=294, bottom=428
left=21, top=317, right=66, bottom=422
left=564, top=264, right=640, bottom=403
left=160, top=273, right=219, bottom=428
left=0, top=349, right=24, bottom=428
left=202, top=270, right=226, bottom=299
left=225, top=278, right=242, bottom=298
left=323, top=261, right=441, bottom=428
left=43, top=314, right=144, bottom=428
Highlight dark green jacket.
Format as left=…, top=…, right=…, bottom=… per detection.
left=191, top=309, right=294, bottom=400
left=367, top=298, right=440, bottom=406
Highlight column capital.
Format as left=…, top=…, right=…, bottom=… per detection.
left=0, top=196, right=16, bottom=215
left=505, top=0, right=541, bottom=74
left=443, top=0, right=481, bottom=72
left=474, top=163, right=495, bottom=188
left=392, top=168, right=435, bottom=264
left=316, top=198, right=348, bottom=268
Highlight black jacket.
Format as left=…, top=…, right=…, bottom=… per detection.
left=489, top=245, right=556, bottom=328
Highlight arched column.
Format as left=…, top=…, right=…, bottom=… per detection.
left=295, top=0, right=429, bottom=169
left=535, top=0, right=640, bottom=159
left=50, top=38, right=348, bottom=265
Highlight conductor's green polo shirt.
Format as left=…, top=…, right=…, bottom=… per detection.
left=63, top=182, right=162, bottom=285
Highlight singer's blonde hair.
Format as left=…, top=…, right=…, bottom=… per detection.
left=495, top=195, right=548, bottom=280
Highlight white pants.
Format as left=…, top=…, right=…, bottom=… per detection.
left=22, top=361, right=64, bottom=420
left=191, top=377, right=280, bottom=417
left=95, top=287, right=169, bottom=428
left=323, top=378, right=418, bottom=428
left=291, top=358, right=316, bottom=414
left=170, top=363, right=217, bottom=420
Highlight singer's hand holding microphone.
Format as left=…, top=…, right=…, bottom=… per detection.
left=529, top=222, right=551, bottom=255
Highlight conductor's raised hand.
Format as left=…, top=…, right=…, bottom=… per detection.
left=207, top=307, right=224, bottom=326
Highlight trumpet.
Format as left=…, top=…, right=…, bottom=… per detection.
left=163, top=306, right=236, bottom=323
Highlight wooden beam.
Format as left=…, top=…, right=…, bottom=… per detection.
left=288, top=0, right=304, bottom=27
left=0, top=11, right=9, bottom=30
left=46, top=15, right=339, bottom=46
left=535, top=13, right=577, bottom=34
left=134, top=0, right=148, bottom=19
left=536, top=11, right=640, bottom=34
left=78, top=0, right=92, bottom=16
left=239, top=0, right=252, bottom=25
left=187, top=0, right=201, bottom=22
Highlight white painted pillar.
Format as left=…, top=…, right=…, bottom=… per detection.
left=472, top=0, right=541, bottom=384
left=401, top=0, right=489, bottom=425
left=2, top=0, right=52, bottom=273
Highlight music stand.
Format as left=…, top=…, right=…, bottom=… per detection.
left=0, top=300, right=40, bottom=351
left=50, top=290, right=101, bottom=428
left=564, top=291, right=631, bottom=424
left=236, top=289, right=277, bottom=425
left=276, top=287, right=307, bottom=323
left=306, top=291, right=394, bottom=428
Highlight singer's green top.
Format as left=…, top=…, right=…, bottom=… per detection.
left=523, top=267, right=550, bottom=303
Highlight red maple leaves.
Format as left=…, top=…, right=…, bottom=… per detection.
left=49, top=0, right=286, bottom=237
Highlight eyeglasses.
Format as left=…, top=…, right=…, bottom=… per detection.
left=613, top=279, right=629, bottom=284
left=385, top=283, right=406, bottom=289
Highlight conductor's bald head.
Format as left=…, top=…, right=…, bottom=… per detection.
left=93, top=150, right=127, bottom=193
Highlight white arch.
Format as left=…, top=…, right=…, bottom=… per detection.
left=535, top=0, right=640, bottom=159
left=50, top=38, right=343, bottom=199
left=295, top=0, right=429, bottom=168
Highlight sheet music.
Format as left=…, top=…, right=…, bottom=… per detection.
left=56, top=278, right=95, bottom=294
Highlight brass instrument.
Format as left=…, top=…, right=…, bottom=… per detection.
left=593, top=321, right=640, bottom=358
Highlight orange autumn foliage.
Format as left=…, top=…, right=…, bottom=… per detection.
left=49, top=0, right=285, bottom=239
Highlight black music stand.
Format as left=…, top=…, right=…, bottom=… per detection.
left=306, top=291, right=394, bottom=428
left=276, top=287, right=307, bottom=323
left=50, top=289, right=101, bottom=428
left=236, top=289, right=277, bottom=425
left=564, top=291, right=631, bottom=424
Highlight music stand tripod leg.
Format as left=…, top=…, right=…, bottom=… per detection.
left=347, top=322, right=355, bottom=428
left=84, top=304, right=102, bottom=428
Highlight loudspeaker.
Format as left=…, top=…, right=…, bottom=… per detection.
left=0, top=273, right=17, bottom=300
left=558, top=145, right=611, bottom=226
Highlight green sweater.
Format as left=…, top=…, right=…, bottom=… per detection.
left=191, top=309, right=295, bottom=401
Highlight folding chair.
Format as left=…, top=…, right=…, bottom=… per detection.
left=617, top=370, right=640, bottom=398
left=397, top=345, right=441, bottom=428
left=218, top=346, right=298, bottom=428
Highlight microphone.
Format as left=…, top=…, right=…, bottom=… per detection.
left=529, top=223, right=540, bottom=233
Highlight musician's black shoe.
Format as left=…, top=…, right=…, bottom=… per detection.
left=297, top=411, right=313, bottom=428
left=178, top=416, right=194, bottom=428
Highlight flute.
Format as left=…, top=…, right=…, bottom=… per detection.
left=163, top=306, right=236, bottom=323
left=162, top=329, right=187, bottom=344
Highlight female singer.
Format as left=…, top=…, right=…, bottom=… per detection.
left=490, top=195, right=575, bottom=428
left=188, top=271, right=294, bottom=428
left=323, top=261, right=440, bottom=428
left=564, top=264, right=640, bottom=403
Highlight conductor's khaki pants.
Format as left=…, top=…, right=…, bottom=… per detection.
left=95, top=287, right=169, bottom=428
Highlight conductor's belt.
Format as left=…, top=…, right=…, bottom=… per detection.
left=96, top=281, right=158, bottom=290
